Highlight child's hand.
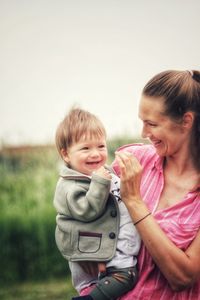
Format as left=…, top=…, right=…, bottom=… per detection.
left=94, top=166, right=112, bottom=180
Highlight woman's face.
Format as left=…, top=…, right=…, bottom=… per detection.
left=139, top=95, right=188, bottom=157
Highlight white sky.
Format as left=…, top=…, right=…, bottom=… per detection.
left=0, top=0, right=200, bottom=146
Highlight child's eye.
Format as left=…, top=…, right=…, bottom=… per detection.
left=81, top=147, right=89, bottom=150
left=99, top=144, right=106, bottom=149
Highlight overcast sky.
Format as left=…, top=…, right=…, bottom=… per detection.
left=1, top=0, right=200, bottom=146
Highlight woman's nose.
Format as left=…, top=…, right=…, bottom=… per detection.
left=141, top=125, right=147, bottom=138
left=141, top=124, right=150, bottom=138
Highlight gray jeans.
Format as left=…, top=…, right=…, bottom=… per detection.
left=90, top=266, right=138, bottom=300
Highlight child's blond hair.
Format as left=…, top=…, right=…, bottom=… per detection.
left=55, top=107, right=107, bottom=157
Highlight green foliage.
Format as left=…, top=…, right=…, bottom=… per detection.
left=0, top=137, right=143, bottom=284
left=107, top=136, right=145, bottom=162
left=0, top=146, right=68, bottom=283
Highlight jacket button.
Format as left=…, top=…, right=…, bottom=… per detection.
left=109, top=232, right=116, bottom=239
left=110, top=210, right=117, bottom=217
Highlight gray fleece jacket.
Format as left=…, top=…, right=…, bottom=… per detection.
left=53, top=165, right=120, bottom=262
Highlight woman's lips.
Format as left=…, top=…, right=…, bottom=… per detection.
left=151, top=140, right=162, bottom=147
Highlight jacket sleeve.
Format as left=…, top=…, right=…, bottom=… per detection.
left=67, top=173, right=111, bottom=222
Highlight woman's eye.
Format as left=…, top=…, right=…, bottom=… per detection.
left=99, top=144, right=106, bottom=148
left=148, top=123, right=157, bottom=127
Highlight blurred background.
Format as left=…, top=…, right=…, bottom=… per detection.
left=0, top=0, right=200, bottom=299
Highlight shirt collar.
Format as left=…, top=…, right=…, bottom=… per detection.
left=151, top=153, right=164, bottom=172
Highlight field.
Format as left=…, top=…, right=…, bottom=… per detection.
left=0, top=137, right=143, bottom=298
left=0, top=278, right=77, bottom=300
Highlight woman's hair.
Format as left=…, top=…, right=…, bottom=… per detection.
left=142, top=70, right=200, bottom=170
left=55, top=107, right=106, bottom=156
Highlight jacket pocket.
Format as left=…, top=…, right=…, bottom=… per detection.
left=78, top=231, right=102, bottom=253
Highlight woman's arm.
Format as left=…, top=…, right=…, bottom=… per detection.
left=115, top=151, right=200, bottom=291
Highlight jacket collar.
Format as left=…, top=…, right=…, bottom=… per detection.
left=59, top=165, right=91, bottom=180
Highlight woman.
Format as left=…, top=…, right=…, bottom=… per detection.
left=113, top=70, right=200, bottom=299
left=80, top=70, right=200, bottom=299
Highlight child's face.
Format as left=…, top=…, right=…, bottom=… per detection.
left=62, top=135, right=108, bottom=176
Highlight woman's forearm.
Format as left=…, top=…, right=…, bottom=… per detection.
left=126, top=199, right=200, bottom=291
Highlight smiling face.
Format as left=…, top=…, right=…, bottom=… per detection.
left=139, top=95, right=190, bottom=157
left=61, top=134, right=108, bottom=176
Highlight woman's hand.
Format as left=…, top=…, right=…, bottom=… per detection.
left=78, top=261, right=106, bottom=277
left=78, top=261, right=98, bottom=277
left=115, top=151, right=143, bottom=205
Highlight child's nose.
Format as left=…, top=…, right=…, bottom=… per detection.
left=90, top=149, right=100, bottom=157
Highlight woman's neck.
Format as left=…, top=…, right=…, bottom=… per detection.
left=164, top=151, right=200, bottom=192
left=164, top=147, right=197, bottom=176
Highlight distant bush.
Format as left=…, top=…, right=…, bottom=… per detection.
left=107, top=136, right=146, bottom=162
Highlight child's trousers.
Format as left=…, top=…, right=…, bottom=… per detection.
left=89, top=266, right=138, bottom=300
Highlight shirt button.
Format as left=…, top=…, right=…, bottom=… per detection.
left=110, top=210, right=117, bottom=217
left=109, top=232, right=116, bottom=239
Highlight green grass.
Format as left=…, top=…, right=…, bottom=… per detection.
left=0, top=278, right=78, bottom=300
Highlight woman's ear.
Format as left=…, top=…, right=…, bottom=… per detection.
left=61, top=148, right=69, bottom=163
left=182, top=112, right=194, bottom=130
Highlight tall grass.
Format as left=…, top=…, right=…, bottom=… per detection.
left=0, top=146, right=69, bottom=283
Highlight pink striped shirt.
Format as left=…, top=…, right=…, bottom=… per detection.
left=112, top=143, right=200, bottom=300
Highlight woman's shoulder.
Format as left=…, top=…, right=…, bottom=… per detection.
left=116, top=143, right=156, bottom=160
left=112, top=143, right=158, bottom=175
